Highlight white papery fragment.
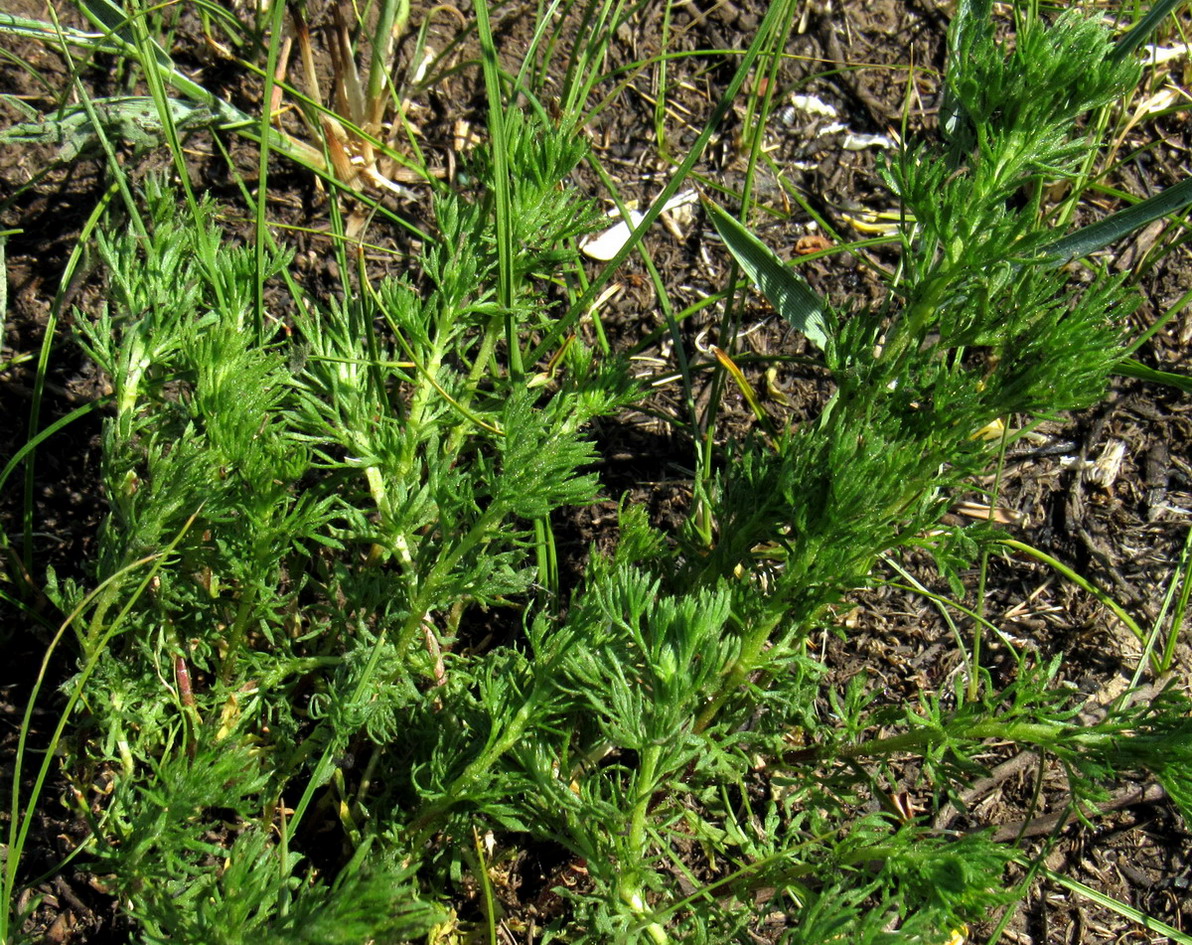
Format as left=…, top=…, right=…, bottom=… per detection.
left=842, top=132, right=895, bottom=151
left=581, top=191, right=697, bottom=260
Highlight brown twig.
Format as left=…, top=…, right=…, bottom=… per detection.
left=990, top=782, right=1167, bottom=842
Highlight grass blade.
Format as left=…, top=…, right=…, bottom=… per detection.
left=1040, top=866, right=1192, bottom=945
left=472, top=0, right=519, bottom=378
left=528, top=0, right=792, bottom=365
left=1110, top=0, right=1189, bottom=62
left=1115, top=356, right=1192, bottom=392
left=702, top=196, right=830, bottom=352
left=1043, top=177, right=1192, bottom=266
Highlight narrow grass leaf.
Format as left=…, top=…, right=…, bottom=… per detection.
left=0, top=12, right=120, bottom=53
left=76, top=0, right=232, bottom=120
left=0, top=401, right=103, bottom=496
left=1115, top=357, right=1192, bottom=392
left=1043, top=177, right=1192, bottom=266
left=703, top=197, right=830, bottom=351
left=529, top=0, right=790, bottom=365
left=1110, top=0, right=1189, bottom=62
left=472, top=0, right=519, bottom=377
left=1039, top=866, right=1192, bottom=944
left=710, top=346, right=773, bottom=435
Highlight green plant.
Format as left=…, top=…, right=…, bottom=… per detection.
left=3, top=99, right=634, bottom=939
left=4, top=2, right=1192, bottom=944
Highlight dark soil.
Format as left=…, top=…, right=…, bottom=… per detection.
left=2, top=0, right=1191, bottom=942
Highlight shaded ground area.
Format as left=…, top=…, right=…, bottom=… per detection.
left=2, top=0, right=1191, bottom=941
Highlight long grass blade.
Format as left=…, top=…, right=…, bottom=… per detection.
left=1040, top=866, right=1192, bottom=944
left=1110, top=0, right=1189, bottom=62
left=472, top=0, right=520, bottom=378
left=1043, top=177, right=1192, bottom=266
left=702, top=197, right=830, bottom=351
left=1115, top=356, right=1192, bottom=392
left=528, top=0, right=793, bottom=365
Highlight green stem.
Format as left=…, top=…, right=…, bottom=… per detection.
left=693, top=607, right=785, bottom=734
left=835, top=717, right=1101, bottom=762
left=970, top=421, right=1012, bottom=702
left=878, top=270, right=953, bottom=368
left=620, top=748, right=671, bottom=938
left=628, top=745, right=661, bottom=854
left=404, top=686, right=540, bottom=843
left=394, top=503, right=505, bottom=655
left=219, top=580, right=260, bottom=687
left=447, top=320, right=503, bottom=459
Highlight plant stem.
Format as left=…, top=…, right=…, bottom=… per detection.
left=835, top=717, right=1106, bottom=762
left=404, top=687, right=541, bottom=843
left=219, top=580, right=261, bottom=687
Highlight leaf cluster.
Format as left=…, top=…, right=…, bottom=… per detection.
left=41, top=110, right=635, bottom=942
